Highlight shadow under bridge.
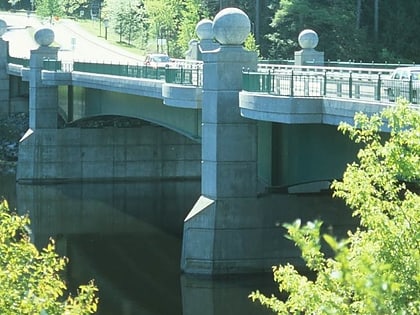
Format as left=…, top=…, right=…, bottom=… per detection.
left=58, top=85, right=202, bottom=141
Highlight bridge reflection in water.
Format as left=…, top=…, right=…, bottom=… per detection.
left=14, top=179, right=274, bottom=315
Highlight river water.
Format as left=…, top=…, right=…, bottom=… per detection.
left=0, top=174, right=275, bottom=315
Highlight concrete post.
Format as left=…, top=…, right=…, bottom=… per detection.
left=196, top=19, right=220, bottom=54
left=294, top=29, right=324, bottom=66
left=28, top=28, right=59, bottom=129
left=181, top=8, right=261, bottom=275
left=0, top=19, right=10, bottom=114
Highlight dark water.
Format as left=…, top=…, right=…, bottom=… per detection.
left=0, top=175, right=275, bottom=315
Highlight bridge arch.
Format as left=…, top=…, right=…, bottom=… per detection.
left=59, top=86, right=202, bottom=141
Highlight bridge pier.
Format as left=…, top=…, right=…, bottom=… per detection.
left=16, top=27, right=202, bottom=183
left=28, top=45, right=59, bottom=129
left=181, top=9, right=357, bottom=276
left=0, top=21, right=10, bottom=114
left=181, top=9, right=269, bottom=274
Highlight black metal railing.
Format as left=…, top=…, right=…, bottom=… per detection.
left=7, top=56, right=29, bottom=67
left=43, top=59, right=62, bottom=71
left=7, top=53, right=420, bottom=104
left=165, top=66, right=202, bottom=87
left=242, top=68, right=420, bottom=104
left=72, top=61, right=167, bottom=80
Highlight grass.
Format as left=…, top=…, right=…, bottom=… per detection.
left=74, top=18, right=147, bottom=57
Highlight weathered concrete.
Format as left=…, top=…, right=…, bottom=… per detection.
left=16, top=28, right=201, bottom=183
left=0, top=38, right=10, bottom=113
left=239, top=91, right=392, bottom=126
left=28, top=45, right=59, bottom=129
left=181, top=11, right=266, bottom=273
left=162, top=84, right=202, bottom=109
left=17, top=125, right=201, bottom=183
left=294, top=29, right=324, bottom=66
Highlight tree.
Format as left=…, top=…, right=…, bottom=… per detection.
left=143, top=0, right=182, bottom=56
left=0, top=200, right=99, bottom=314
left=107, top=0, right=147, bottom=46
left=267, top=0, right=372, bottom=61
left=62, top=0, right=90, bottom=17
left=250, top=99, right=420, bottom=314
left=176, top=0, right=210, bottom=57
left=244, top=33, right=260, bottom=56
left=34, top=0, right=64, bottom=22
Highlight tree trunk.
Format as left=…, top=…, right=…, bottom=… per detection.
left=356, top=0, right=361, bottom=29
left=374, top=0, right=379, bottom=40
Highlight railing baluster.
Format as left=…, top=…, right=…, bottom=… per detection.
left=290, top=70, right=294, bottom=97
left=376, top=73, right=381, bottom=101
left=409, top=76, right=413, bottom=103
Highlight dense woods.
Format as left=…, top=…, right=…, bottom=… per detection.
left=3, top=0, right=420, bottom=62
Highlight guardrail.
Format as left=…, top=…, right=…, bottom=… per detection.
left=43, top=58, right=203, bottom=85
left=7, top=56, right=29, bottom=67
left=258, top=59, right=417, bottom=69
left=165, top=66, right=202, bottom=87
left=7, top=55, right=420, bottom=104
left=72, top=61, right=167, bottom=80
left=242, top=66, right=420, bottom=104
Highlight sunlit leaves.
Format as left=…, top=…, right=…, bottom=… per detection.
left=34, top=0, right=64, bottom=20
left=0, top=200, right=99, bottom=314
left=250, top=100, right=420, bottom=314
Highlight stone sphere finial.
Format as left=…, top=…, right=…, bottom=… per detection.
left=212, top=7, right=250, bottom=45
left=196, top=19, right=213, bottom=40
left=34, top=27, right=55, bottom=47
left=298, top=29, right=319, bottom=49
left=0, top=19, right=7, bottom=37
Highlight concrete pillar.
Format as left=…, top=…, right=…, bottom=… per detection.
left=0, top=19, right=10, bottom=114
left=17, top=27, right=59, bottom=181
left=181, top=8, right=261, bottom=275
left=294, top=29, right=324, bottom=66
left=186, top=19, right=220, bottom=61
left=196, top=19, right=220, bottom=55
left=28, top=28, right=59, bottom=129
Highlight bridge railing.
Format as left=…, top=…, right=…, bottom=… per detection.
left=165, top=64, right=203, bottom=87
left=242, top=65, right=420, bottom=103
left=8, top=54, right=420, bottom=103
left=259, top=59, right=417, bottom=69
left=72, top=61, right=168, bottom=80
left=43, top=59, right=62, bottom=71
left=7, top=56, right=29, bottom=67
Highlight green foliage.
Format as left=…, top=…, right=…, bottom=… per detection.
left=34, top=0, right=64, bottom=21
left=244, top=33, right=260, bottom=56
left=267, top=0, right=372, bottom=61
left=250, top=99, right=420, bottom=314
left=0, top=200, right=99, bottom=315
left=176, top=0, right=210, bottom=57
left=62, top=0, right=90, bottom=17
left=107, top=0, right=147, bottom=46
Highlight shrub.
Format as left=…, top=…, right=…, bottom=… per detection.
left=250, top=99, right=420, bottom=314
left=0, top=199, right=99, bottom=314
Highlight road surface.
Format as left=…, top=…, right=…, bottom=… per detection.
left=0, top=12, right=144, bottom=64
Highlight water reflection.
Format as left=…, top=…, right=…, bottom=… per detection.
left=0, top=174, right=17, bottom=209
left=8, top=179, right=275, bottom=315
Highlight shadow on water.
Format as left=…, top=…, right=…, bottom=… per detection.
left=0, top=174, right=18, bottom=209
left=10, top=178, right=275, bottom=315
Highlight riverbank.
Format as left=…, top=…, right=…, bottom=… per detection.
left=0, top=113, right=28, bottom=174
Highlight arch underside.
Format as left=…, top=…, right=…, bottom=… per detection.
left=59, top=86, right=202, bottom=142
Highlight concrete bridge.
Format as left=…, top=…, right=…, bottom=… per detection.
left=0, top=9, right=412, bottom=275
